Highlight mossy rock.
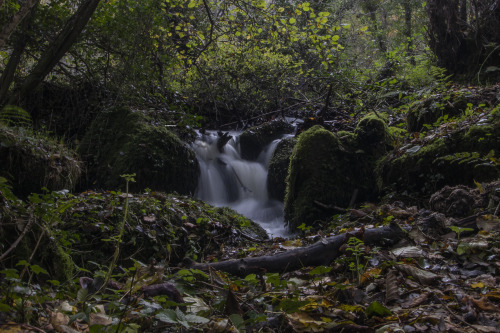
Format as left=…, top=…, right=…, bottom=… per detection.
left=239, top=120, right=295, bottom=160
left=78, top=107, right=199, bottom=194
left=377, top=119, right=500, bottom=196
left=284, top=125, right=378, bottom=230
left=337, top=131, right=357, bottom=149
left=267, top=137, right=296, bottom=201
left=354, top=114, right=392, bottom=156
left=406, top=95, right=468, bottom=132
left=0, top=124, right=81, bottom=197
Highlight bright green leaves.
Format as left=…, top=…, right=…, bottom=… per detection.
left=188, top=1, right=198, bottom=9
left=366, top=301, right=392, bottom=318
left=289, top=17, right=296, bottom=24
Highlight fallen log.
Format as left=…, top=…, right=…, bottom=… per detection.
left=190, top=222, right=405, bottom=277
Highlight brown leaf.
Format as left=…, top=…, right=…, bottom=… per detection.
left=396, top=264, right=440, bottom=286
left=385, top=269, right=398, bottom=304
left=402, top=292, right=430, bottom=308
left=470, top=297, right=500, bottom=312
left=225, top=289, right=243, bottom=316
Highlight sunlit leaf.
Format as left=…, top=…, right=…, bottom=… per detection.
left=366, top=301, right=392, bottom=318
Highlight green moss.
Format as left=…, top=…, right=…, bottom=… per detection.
left=78, top=107, right=199, bottom=194
left=267, top=137, right=296, bottom=201
left=377, top=119, right=500, bottom=195
left=0, top=124, right=81, bottom=197
left=284, top=126, right=356, bottom=230
left=49, top=238, right=74, bottom=282
left=354, top=114, right=391, bottom=155
left=337, top=131, right=356, bottom=148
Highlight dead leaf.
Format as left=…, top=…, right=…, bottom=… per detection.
left=392, top=246, right=425, bottom=258
left=385, top=269, right=398, bottom=304
left=143, top=215, right=156, bottom=223
left=90, top=312, right=113, bottom=326
left=225, top=289, right=243, bottom=316
left=50, top=311, right=69, bottom=332
left=396, top=264, right=440, bottom=285
left=0, top=322, right=24, bottom=333
left=402, top=292, right=429, bottom=308
left=287, top=312, right=327, bottom=332
left=470, top=297, right=500, bottom=312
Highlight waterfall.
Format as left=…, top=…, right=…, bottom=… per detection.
left=192, top=131, right=291, bottom=238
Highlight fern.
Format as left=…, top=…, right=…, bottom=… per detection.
left=0, top=105, right=32, bottom=128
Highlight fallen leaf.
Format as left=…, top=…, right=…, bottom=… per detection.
left=470, top=297, right=500, bottom=312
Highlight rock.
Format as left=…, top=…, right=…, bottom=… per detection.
left=429, top=185, right=478, bottom=217
left=376, top=118, right=500, bottom=196
left=406, top=95, right=468, bottom=132
left=267, top=137, right=296, bottom=201
left=354, top=114, right=392, bottom=156
left=239, top=120, right=294, bottom=160
left=284, top=115, right=391, bottom=231
left=0, top=124, right=81, bottom=197
left=78, top=107, right=199, bottom=194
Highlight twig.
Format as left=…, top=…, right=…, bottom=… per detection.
left=313, top=200, right=346, bottom=213
left=433, top=292, right=481, bottom=333
left=0, top=217, right=34, bottom=261
left=494, top=201, right=500, bottom=217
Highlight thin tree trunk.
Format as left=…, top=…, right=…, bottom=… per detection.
left=0, top=3, right=39, bottom=105
left=402, top=0, right=415, bottom=65
left=459, top=0, right=467, bottom=24
left=0, top=0, right=39, bottom=50
left=8, top=0, right=101, bottom=107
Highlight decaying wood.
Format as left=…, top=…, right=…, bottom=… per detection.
left=190, top=222, right=405, bottom=277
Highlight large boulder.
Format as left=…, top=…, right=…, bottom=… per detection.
left=78, top=107, right=199, bottom=194
left=239, top=120, right=294, bottom=160
left=267, top=137, right=296, bottom=201
left=0, top=124, right=81, bottom=197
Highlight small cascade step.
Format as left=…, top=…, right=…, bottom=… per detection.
left=192, top=131, right=290, bottom=237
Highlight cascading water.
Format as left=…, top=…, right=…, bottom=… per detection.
left=192, top=131, right=291, bottom=237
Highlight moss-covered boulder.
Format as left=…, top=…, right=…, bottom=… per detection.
left=78, top=107, right=199, bottom=194
left=267, top=137, right=296, bottom=201
left=377, top=117, right=500, bottom=196
left=239, top=120, right=294, bottom=160
left=354, top=114, right=392, bottom=156
left=283, top=126, right=375, bottom=230
left=406, top=95, right=468, bottom=132
left=0, top=124, right=81, bottom=197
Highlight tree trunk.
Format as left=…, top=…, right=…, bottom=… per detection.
left=0, top=0, right=39, bottom=50
left=190, top=223, right=405, bottom=277
left=8, top=0, right=101, bottom=107
left=0, top=3, right=39, bottom=105
left=402, top=0, right=415, bottom=65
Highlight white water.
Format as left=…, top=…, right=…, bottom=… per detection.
left=192, top=131, right=291, bottom=238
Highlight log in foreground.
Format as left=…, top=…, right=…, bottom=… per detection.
left=190, top=222, right=405, bottom=277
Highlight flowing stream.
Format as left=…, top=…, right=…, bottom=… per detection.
left=192, top=131, right=291, bottom=238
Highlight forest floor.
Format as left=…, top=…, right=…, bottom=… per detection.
left=0, top=184, right=499, bottom=333
left=1, top=83, right=500, bottom=332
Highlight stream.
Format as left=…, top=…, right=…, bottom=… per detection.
left=192, top=131, right=292, bottom=238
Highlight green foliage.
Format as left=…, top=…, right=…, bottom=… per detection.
left=342, top=237, right=374, bottom=285
left=449, top=226, right=474, bottom=241
left=0, top=106, right=32, bottom=128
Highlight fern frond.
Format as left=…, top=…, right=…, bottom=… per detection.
left=0, top=105, right=32, bottom=128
